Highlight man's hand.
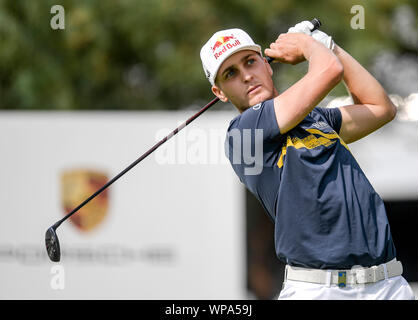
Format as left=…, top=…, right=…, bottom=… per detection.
left=267, top=31, right=343, bottom=134
left=264, top=33, right=312, bottom=65
left=288, top=20, right=335, bottom=50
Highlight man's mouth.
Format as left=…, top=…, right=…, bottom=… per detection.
left=247, top=85, right=262, bottom=96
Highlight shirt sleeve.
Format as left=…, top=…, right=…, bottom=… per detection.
left=314, top=107, right=343, bottom=134
left=236, top=99, right=282, bottom=142
left=225, top=99, right=283, bottom=178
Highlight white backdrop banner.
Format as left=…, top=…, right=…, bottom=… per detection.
left=0, top=110, right=246, bottom=299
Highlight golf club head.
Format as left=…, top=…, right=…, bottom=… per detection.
left=45, top=226, right=61, bottom=262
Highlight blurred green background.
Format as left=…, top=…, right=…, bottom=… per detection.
left=0, top=0, right=417, bottom=111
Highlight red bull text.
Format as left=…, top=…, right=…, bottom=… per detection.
left=211, top=35, right=241, bottom=60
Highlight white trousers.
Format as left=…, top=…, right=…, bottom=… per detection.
left=278, top=276, right=415, bottom=300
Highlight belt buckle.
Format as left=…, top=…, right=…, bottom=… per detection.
left=352, top=264, right=366, bottom=284
left=338, top=271, right=347, bottom=288
left=371, top=265, right=379, bottom=282
left=353, top=265, right=378, bottom=284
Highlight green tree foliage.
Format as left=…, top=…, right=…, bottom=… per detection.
left=0, top=0, right=416, bottom=110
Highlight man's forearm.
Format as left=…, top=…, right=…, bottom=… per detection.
left=332, top=44, right=396, bottom=115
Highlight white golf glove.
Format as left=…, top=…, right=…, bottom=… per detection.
left=287, top=21, right=314, bottom=35
left=287, top=21, right=335, bottom=50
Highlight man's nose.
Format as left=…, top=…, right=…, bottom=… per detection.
left=241, top=69, right=253, bottom=83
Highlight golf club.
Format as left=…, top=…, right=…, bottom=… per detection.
left=45, top=18, right=322, bottom=262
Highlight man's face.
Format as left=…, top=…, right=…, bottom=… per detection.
left=211, top=50, right=278, bottom=113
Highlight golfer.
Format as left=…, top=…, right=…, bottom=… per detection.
left=200, top=21, right=415, bottom=300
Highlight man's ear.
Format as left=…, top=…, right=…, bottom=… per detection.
left=263, top=57, right=274, bottom=77
left=211, top=84, right=228, bottom=103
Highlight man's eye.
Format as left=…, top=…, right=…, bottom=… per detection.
left=247, top=58, right=255, bottom=65
left=225, top=69, right=235, bottom=79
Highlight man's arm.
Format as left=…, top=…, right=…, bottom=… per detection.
left=265, top=33, right=344, bottom=134
left=332, top=44, right=397, bottom=144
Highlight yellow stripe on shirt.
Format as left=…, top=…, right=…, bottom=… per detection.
left=277, top=129, right=350, bottom=168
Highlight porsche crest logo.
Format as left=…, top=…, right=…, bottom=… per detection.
left=61, top=169, right=109, bottom=232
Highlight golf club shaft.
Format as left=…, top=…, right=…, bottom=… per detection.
left=53, top=18, right=321, bottom=230
left=54, top=96, right=220, bottom=229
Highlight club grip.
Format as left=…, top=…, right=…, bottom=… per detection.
left=266, top=18, right=322, bottom=64
left=310, top=18, right=322, bottom=30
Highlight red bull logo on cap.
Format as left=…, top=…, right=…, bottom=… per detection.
left=211, top=34, right=241, bottom=60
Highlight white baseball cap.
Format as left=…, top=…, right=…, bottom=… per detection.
left=200, top=28, right=262, bottom=85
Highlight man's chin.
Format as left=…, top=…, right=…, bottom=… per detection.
left=248, top=93, right=272, bottom=107
left=236, top=91, right=275, bottom=113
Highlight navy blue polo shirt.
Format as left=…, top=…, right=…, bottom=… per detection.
left=225, top=99, right=396, bottom=269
